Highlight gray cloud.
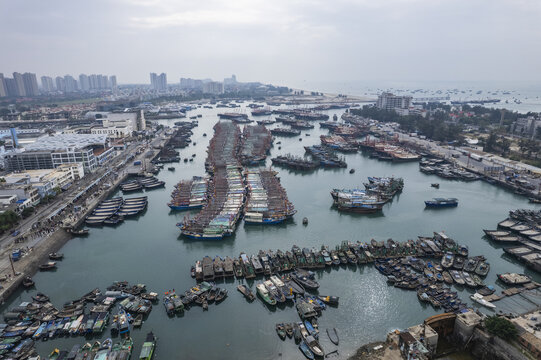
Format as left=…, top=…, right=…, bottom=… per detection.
left=1, top=0, right=539, bottom=85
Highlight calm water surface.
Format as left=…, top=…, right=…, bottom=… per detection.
left=4, top=104, right=540, bottom=359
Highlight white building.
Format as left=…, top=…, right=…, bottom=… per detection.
left=377, top=92, right=412, bottom=112
left=5, top=134, right=112, bottom=173
left=2, top=163, right=84, bottom=197
left=203, top=81, right=224, bottom=94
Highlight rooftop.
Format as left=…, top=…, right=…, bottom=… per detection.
left=24, top=134, right=107, bottom=152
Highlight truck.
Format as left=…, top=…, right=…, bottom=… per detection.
left=470, top=153, right=483, bottom=162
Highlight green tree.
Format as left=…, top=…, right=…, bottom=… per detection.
left=21, top=207, right=35, bottom=219
left=485, top=316, right=517, bottom=339
left=0, top=210, right=20, bottom=233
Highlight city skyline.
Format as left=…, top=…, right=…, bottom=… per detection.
left=1, top=0, right=539, bottom=85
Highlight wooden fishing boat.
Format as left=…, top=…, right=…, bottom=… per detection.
left=48, top=252, right=64, bottom=260
left=450, top=270, right=465, bottom=285
left=215, top=288, right=228, bottom=303
left=462, top=271, right=477, bottom=287
left=317, top=295, right=339, bottom=306
left=299, top=340, right=315, bottom=359
left=497, top=273, right=531, bottom=285
left=442, top=271, right=453, bottom=284
left=22, top=276, right=34, bottom=288
left=133, top=314, right=143, bottom=328
left=285, top=323, right=294, bottom=338
left=39, top=262, right=57, bottom=271
left=475, top=261, right=490, bottom=276
left=276, top=323, right=287, bottom=340
left=138, top=332, right=156, bottom=360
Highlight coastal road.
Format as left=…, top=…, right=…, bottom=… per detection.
left=391, top=129, right=541, bottom=193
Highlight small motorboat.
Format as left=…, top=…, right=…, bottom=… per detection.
left=69, top=228, right=89, bottom=236
left=431, top=183, right=440, bottom=188
left=39, top=262, right=57, bottom=271
left=302, top=217, right=308, bottom=225
left=470, top=293, right=496, bottom=309
left=168, top=167, right=175, bottom=171
left=327, top=328, right=339, bottom=345
left=317, top=295, right=339, bottom=306
left=48, top=253, right=64, bottom=260
left=285, top=323, right=293, bottom=338
left=237, top=285, right=255, bottom=302
left=215, top=288, right=228, bottom=303
left=33, top=292, right=49, bottom=303
left=22, top=276, right=35, bottom=288
left=349, top=169, right=355, bottom=174
left=276, top=323, right=286, bottom=340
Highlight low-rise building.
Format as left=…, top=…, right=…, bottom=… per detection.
left=5, top=134, right=111, bottom=173
left=0, top=184, right=40, bottom=206
left=2, top=163, right=84, bottom=197
left=511, top=311, right=541, bottom=359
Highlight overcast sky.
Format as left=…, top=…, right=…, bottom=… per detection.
left=1, top=0, right=539, bottom=86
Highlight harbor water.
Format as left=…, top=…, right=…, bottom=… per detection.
left=3, top=104, right=541, bottom=359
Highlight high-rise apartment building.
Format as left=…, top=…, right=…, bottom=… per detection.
left=55, top=76, right=66, bottom=92
left=4, top=78, right=17, bottom=97
left=12, top=72, right=26, bottom=96
left=22, top=73, right=39, bottom=96
left=0, top=73, right=6, bottom=97
left=40, top=76, right=55, bottom=92
left=63, top=75, right=78, bottom=93
left=150, top=73, right=167, bottom=92
left=376, top=92, right=412, bottom=111
left=110, top=75, right=117, bottom=91
left=79, top=74, right=90, bottom=92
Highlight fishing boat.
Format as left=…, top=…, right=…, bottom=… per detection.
left=317, top=295, right=339, bottom=306
left=292, top=272, right=319, bottom=290
left=326, top=328, right=339, bottom=345
left=450, top=270, right=465, bottom=285
left=39, top=261, right=57, bottom=271
left=497, top=273, right=531, bottom=285
left=138, top=332, right=156, bottom=360
left=470, top=293, right=496, bottom=309
left=475, top=261, right=490, bottom=276
left=133, top=314, right=143, bottom=328
left=424, top=198, right=458, bottom=207
left=299, top=341, right=315, bottom=359
left=215, top=288, right=228, bottom=303
left=48, top=252, right=64, bottom=260
left=117, top=309, right=130, bottom=334
left=441, top=252, right=454, bottom=269
left=304, top=335, right=325, bottom=358
left=441, top=271, right=453, bottom=284
left=94, top=339, right=112, bottom=360
left=237, top=284, right=255, bottom=301
left=461, top=271, right=477, bottom=287
left=22, top=276, right=35, bottom=288
left=256, top=282, right=277, bottom=305
left=276, top=323, right=287, bottom=340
